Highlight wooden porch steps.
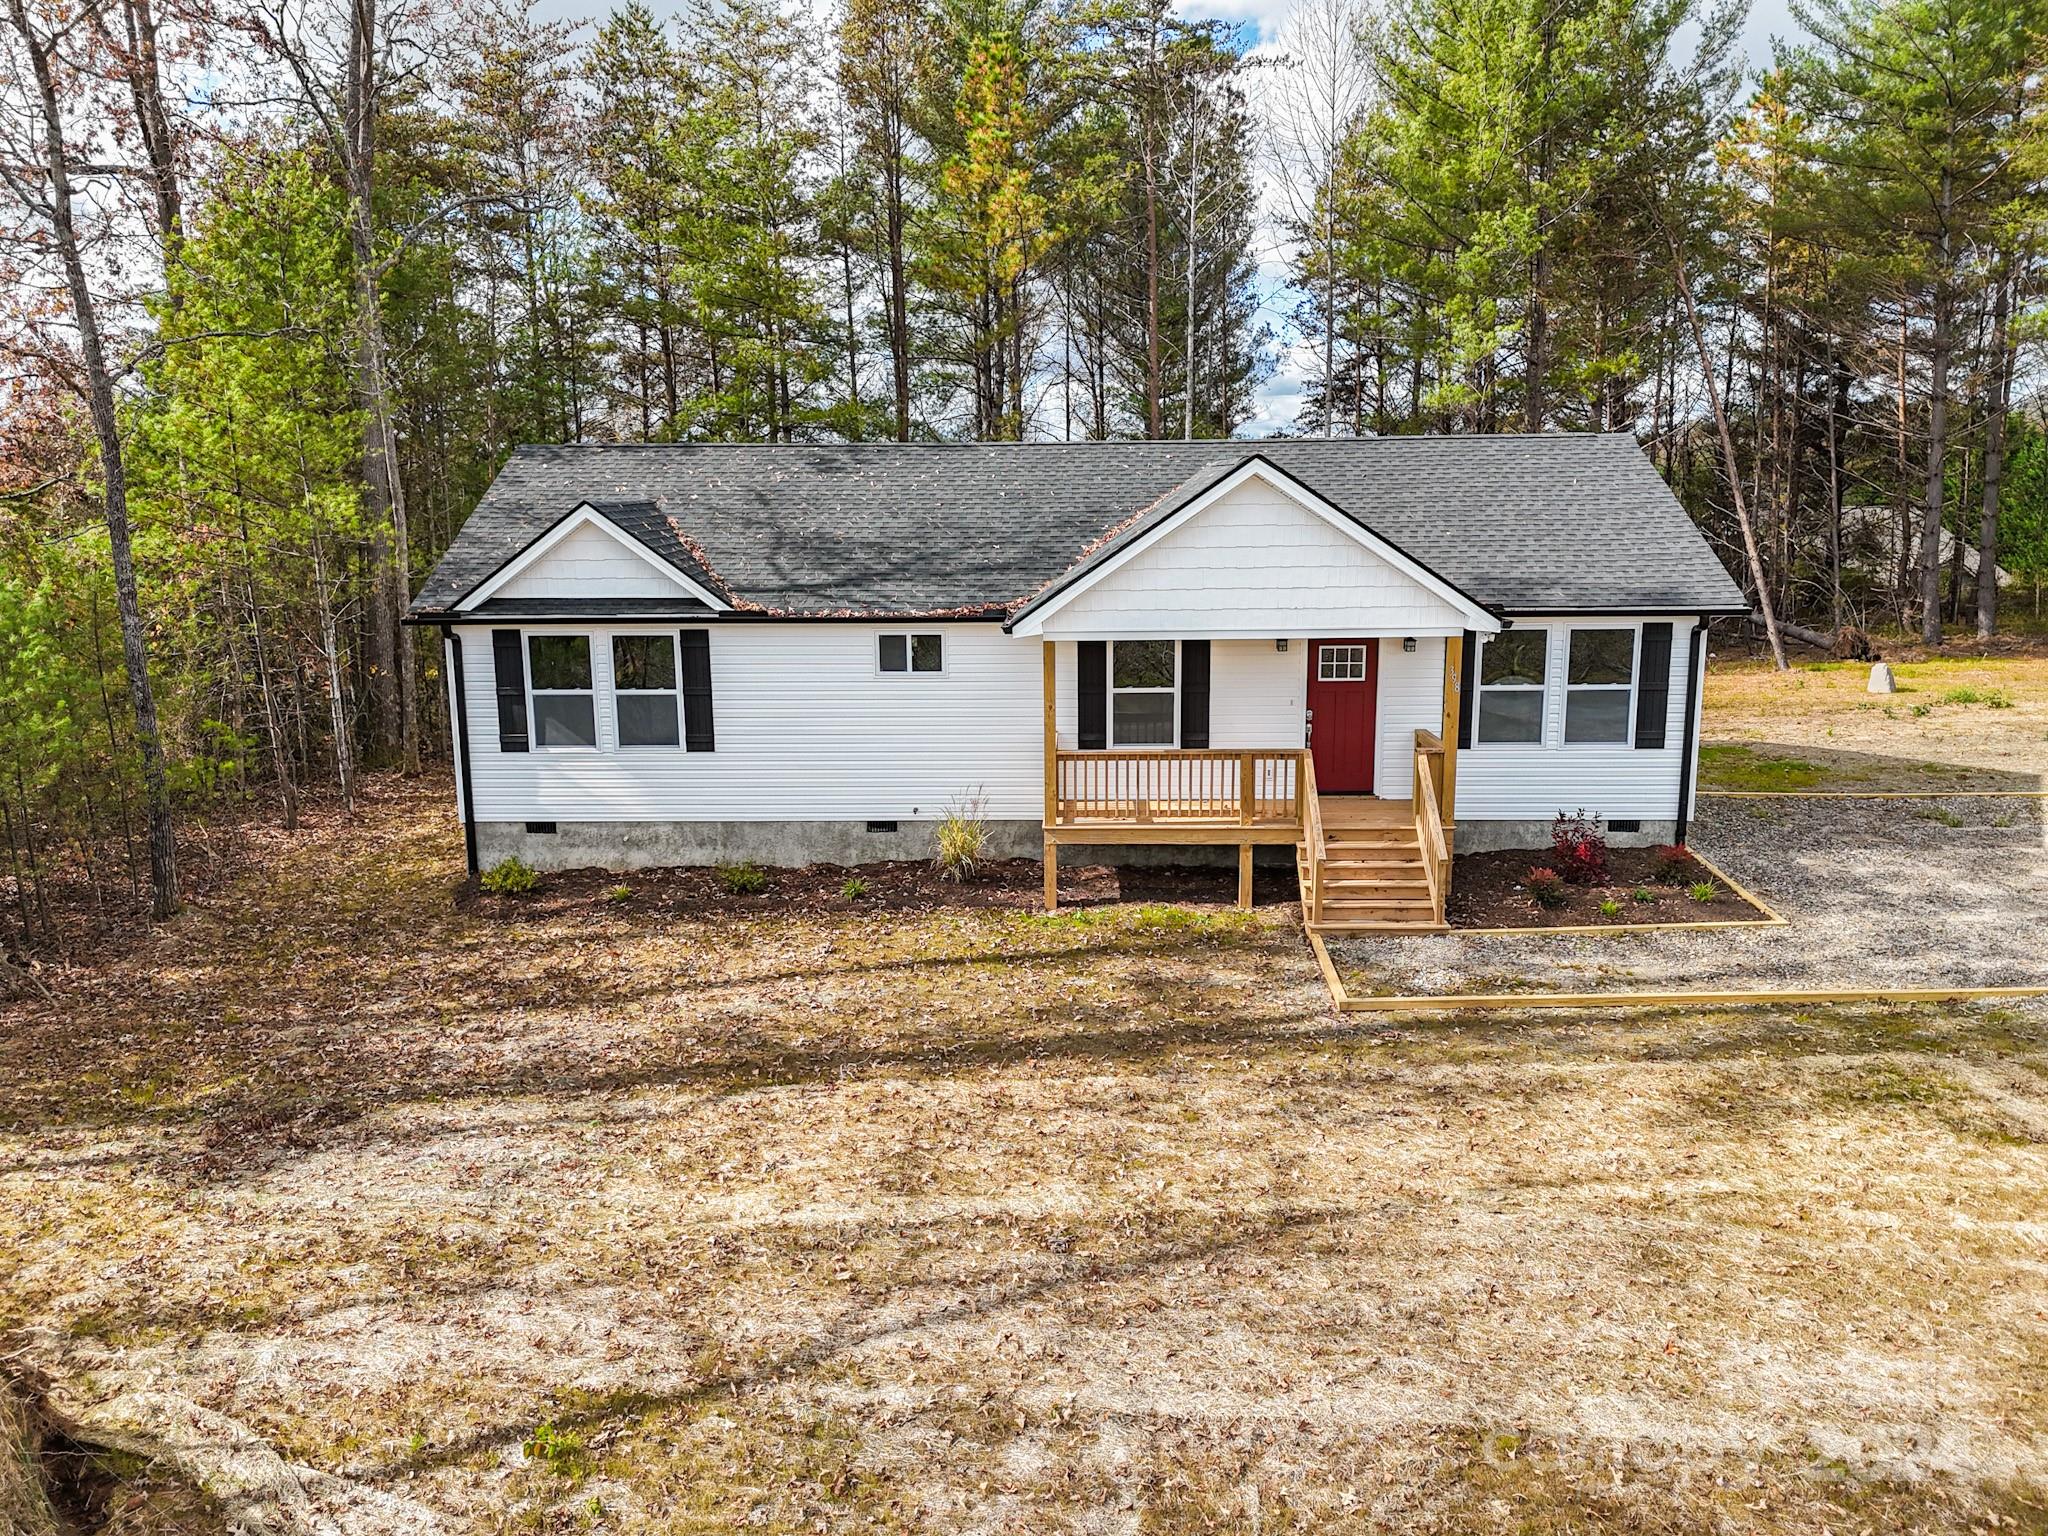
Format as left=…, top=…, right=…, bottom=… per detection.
left=1300, top=816, right=1449, bottom=935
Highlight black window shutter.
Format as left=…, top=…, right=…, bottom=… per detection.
left=491, top=629, right=529, bottom=752
left=680, top=629, right=715, bottom=752
left=1635, top=622, right=1673, bottom=748
left=1179, top=640, right=1210, bottom=748
left=1077, top=641, right=1107, bottom=750
left=1456, top=630, right=1476, bottom=750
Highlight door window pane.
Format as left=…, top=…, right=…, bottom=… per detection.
left=1318, top=645, right=1366, bottom=681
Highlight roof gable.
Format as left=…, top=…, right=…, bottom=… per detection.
left=1007, top=457, right=1499, bottom=636
left=456, top=502, right=729, bottom=613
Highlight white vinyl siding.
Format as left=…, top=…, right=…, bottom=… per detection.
left=462, top=622, right=1043, bottom=821
left=1455, top=616, right=1693, bottom=821
left=1034, top=478, right=1472, bottom=639
left=1051, top=638, right=1307, bottom=752
left=1372, top=637, right=1445, bottom=799
left=493, top=520, right=696, bottom=601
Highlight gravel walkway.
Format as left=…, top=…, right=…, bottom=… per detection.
left=1331, top=794, right=2048, bottom=995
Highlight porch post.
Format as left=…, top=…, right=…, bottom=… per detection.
left=1043, top=641, right=1058, bottom=911
left=1440, top=635, right=1463, bottom=854
left=1042, top=641, right=1057, bottom=827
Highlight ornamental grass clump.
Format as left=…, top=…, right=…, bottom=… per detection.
left=933, top=794, right=990, bottom=882
left=1550, top=809, right=1609, bottom=884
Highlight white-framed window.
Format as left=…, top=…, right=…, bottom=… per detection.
left=611, top=633, right=680, bottom=747
left=879, top=632, right=943, bottom=674
left=1564, top=626, right=1638, bottom=744
left=527, top=633, right=598, bottom=748
left=1111, top=639, right=1177, bottom=746
left=1317, top=644, right=1368, bottom=682
left=1475, top=627, right=1548, bottom=745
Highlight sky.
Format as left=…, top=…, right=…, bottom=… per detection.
left=533, top=0, right=1808, bottom=436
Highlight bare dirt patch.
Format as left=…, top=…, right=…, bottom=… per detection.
left=5, top=779, right=2048, bottom=1533
left=472, top=854, right=1302, bottom=921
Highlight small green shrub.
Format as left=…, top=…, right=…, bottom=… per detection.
left=840, top=876, right=870, bottom=900
left=1919, top=805, right=1964, bottom=827
left=523, top=1420, right=588, bottom=1480
left=1911, top=701, right=1933, bottom=717
left=480, top=856, right=539, bottom=895
left=606, top=883, right=632, bottom=903
left=1631, top=886, right=1656, bottom=904
left=1525, top=867, right=1567, bottom=907
left=1597, top=898, right=1623, bottom=918
left=716, top=860, right=767, bottom=894
left=933, top=793, right=991, bottom=882
left=1688, top=880, right=1717, bottom=903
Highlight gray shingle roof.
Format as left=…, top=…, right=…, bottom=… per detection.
left=408, top=436, right=1748, bottom=621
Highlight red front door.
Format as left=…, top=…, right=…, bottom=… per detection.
left=1307, top=639, right=1378, bottom=793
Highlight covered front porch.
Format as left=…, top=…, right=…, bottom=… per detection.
left=1036, top=640, right=1464, bottom=932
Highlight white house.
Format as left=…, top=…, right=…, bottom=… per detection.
left=407, top=437, right=1748, bottom=933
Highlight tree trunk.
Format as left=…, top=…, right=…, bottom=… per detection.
left=1664, top=217, right=1786, bottom=669
left=1977, top=257, right=2012, bottom=639
left=1919, top=170, right=1954, bottom=647
left=344, top=0, right=418, bottom=774
left=8, top=0, right=179, bottom=917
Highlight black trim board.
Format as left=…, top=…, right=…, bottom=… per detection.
left=443, top=627, right=480, bottom=876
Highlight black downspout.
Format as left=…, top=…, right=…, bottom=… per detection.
left=444, top=625, right=480, bottom=877
left=1673, top=617, right=1707, bottom=847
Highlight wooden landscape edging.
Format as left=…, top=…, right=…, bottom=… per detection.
left=1444, top=850, right=1786, bottom=938
left=1301, top=848, right=2047, bottom=1014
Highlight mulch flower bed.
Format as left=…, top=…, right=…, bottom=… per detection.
left=1446, top=846, right=1762, bottom=929
left=463, top=857, right=1302, bottom=920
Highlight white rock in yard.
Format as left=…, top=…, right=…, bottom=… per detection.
left=1867, top=661, right=1896, bottom=694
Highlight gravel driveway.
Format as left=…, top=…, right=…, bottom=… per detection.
left=1330, top=794, right=2048, bottom=995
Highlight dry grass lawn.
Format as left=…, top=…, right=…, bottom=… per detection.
left=4, top=779, right=2048, bottom=1533
left=1703, top=649, right=2048, bottom=790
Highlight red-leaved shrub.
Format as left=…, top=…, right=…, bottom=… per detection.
left=1525, top=867, right=1567, bottom=907
left=1653, top=843, right=1696, bottom=879
left=1550, top=809, right=1609, bottom=884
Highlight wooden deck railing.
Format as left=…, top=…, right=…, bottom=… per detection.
left=1049, top=748, right=1305, bottom=827
left=1299, top=750, right=1325, bottom=926
left=1413, top=730, right=1450, bottom=922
